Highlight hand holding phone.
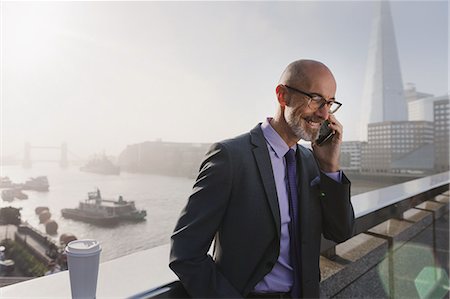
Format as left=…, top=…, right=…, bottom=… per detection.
left=316, top=120, right=334, bottom=146
left=312, top=115, right=342, bottom=172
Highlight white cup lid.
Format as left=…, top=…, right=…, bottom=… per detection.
left=65, top=239, right=101, bottom=255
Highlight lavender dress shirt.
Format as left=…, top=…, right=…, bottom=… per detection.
left=253, top=118, right=341, bottom=293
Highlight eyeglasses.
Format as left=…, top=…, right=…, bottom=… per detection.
left=284, top=85, right=342, bottom=114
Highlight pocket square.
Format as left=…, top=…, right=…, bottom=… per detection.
left=310, top=176, right=320, bottom=187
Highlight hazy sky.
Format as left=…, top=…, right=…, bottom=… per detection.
left=1, top=1, right=448, bottom=159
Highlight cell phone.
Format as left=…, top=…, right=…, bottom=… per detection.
left=316, top=120, right=334, bottom=146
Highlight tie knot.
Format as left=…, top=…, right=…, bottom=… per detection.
left=285, top=148, right=296, bottom=163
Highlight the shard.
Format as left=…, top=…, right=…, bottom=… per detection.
left=360, top=1, right=408, bottom=140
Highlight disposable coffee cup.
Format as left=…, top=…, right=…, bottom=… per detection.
left=65, top=239, right=102, bottom=299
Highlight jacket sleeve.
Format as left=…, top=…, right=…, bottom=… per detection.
left=169, top=143, right=242, bottom=298
left=318, top=171, right=355, bottom=243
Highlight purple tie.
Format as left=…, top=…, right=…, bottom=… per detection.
left=285, top=149, right=300, bottom=298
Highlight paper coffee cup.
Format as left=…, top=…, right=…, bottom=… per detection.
left=65, top=239, right=101, bottom=299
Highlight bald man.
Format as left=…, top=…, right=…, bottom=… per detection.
left=170, top=60, right=355, bottom=298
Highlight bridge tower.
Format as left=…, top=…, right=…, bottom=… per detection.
left=23, top=142, right=32, bottom=168
left=60, top=142, right=69, bottom=168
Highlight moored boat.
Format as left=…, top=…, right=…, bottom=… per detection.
left=13, top=189, right=28, bottom=200
left=61, top=208, right=120, bottom=226
left=61, top=189, right=147, bottom=226
left=1, top=189, right=14, bottom=202
left=0, top=177, right=13, bottom=188
left=1, top=188, right=28, bottom=201
left=80, top=155, right=120, bottom=175
left=35, top=207, right=50, bottom=214
left=23, top=176, right=49, bottom=192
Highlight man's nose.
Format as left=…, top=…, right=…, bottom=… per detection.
left=315, top=105, right=329, bottom=120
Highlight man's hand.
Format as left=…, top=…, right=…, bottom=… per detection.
left=312, top=114, right=342, bottom=172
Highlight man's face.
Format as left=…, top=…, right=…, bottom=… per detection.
left=284, top=96, right=325, bottom=141
left=282, top=66, right=337, bottom=141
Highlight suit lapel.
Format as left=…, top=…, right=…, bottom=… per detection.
left=250, top=125, right=281, bottom=238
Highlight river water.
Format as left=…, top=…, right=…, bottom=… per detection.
left=0, top=163, right=391, bottom=263
left=0, top=163, right=193, bottom=262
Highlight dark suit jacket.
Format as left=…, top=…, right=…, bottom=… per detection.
left=170, top=124, right=355, bottom=298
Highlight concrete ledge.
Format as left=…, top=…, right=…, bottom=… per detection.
left=433, top=194, right=450, bottom=204
left=367, top=209, right=432, bottom=250
left=319, top=233, right=388, bottom=297
left=0, top=244, right=177, bottom=298
left=415, top=201, right=448, bottom=219
left=0, top=277, right=33, bottom=288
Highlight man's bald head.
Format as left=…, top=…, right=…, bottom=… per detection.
left=272, top=59, right=338, bottom=144
left=278, top=60, right=336, bottom=92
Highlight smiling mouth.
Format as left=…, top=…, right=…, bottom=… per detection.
left=305, top=119, right=322, bottom=129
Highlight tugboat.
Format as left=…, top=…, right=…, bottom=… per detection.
left=23, top=176, right=49, bottom=192
left=80, top=155, right=120, bottom=175
left=61, top=189, right=146, bottom=226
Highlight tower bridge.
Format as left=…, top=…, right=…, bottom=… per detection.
left=23, top=142, right=69, bottom=168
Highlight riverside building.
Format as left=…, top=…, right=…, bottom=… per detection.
left=340, top=141, right=365, bottom=173
left=361, top=121, right=434, bottom=174
left=434, top=97, right=450, bottom=172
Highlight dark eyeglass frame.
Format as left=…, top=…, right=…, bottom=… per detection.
left=284, top=85, right=342, bottom=114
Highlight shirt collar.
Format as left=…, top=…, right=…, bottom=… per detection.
left=261, top=117, right=297, bottom=159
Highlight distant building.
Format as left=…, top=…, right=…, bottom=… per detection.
left=404, top=83, right=434, bottom=103
left=408, top=93, right=449, bottom=123
left=118, top=141, right=210, bottom=178
left=434, top=96, right=450, bottom=172
left=409, top=97, right=435, bottom=122
left=361, top=121, right=434, bottom=173
left=340, top=141, right=365, bottom=172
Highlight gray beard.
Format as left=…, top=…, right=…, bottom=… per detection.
left=285, top=108, right=320, bottom=142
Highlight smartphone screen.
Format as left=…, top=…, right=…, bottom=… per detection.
left=316, top=120, right=334, bottom=146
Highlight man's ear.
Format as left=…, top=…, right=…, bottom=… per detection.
left=276, top=84, right=289, bottom=107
